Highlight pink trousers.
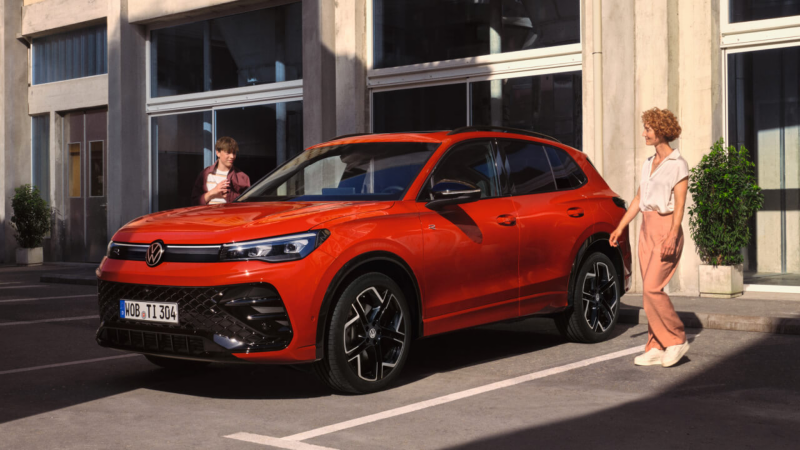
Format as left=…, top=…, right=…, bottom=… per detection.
left=639, top=211, right=686, bottom=351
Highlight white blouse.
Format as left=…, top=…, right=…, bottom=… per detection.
left=206, top=169, right=229, bottom=204
left=639, top=149, right=689, bottom=214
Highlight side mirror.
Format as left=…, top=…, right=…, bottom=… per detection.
left=425, top=180, right=482, bottom=209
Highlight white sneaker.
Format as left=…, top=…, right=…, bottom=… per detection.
left=634, top=348, right=664, bottom=366
left=661, top=341, right=690, bottom=367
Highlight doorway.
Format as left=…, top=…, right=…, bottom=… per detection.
left=64, top=108, right=108, bottom=262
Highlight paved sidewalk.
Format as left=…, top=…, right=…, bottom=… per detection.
left=25, top=263, right=800, bottom=336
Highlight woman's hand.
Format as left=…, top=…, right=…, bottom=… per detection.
left=609, top=228, right=622, bottom=247
left=661, top=232, right=679, bottom=259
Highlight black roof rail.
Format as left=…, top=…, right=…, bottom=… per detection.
left=328, top=132, right=373, bottom=141
left=327, top=130, right=448, bottom=142
left=447, top=126, right=562, bottom=143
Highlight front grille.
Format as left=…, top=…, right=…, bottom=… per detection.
left=97, top=280, right=292, bottom=352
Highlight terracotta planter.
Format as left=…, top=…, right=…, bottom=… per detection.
left=16, top=247, right=43, bottom=266
left=698, top=264, right=743, bottom=298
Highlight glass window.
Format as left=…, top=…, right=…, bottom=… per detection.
left=68, top=143, right=81, bottom=197
left=373, top=0, right=580, bottom=68
left=214, top=101, right=304, bottom=185
left=498, top=140, right=555, bottom=195
left=32, top=24, right=107, bottom=85
left=727, top=46, right=800, bottom=275
left=32, top=115, right=50, bottom=203
left=471, top=72, right=583, bottom=149
left=238, top=142, right=437, bottom=202
left=152, top=112, right=213, bottom=211
left=730, top=0, right=800, bottom=23
left=373, top=84, right=467, bottom=133
left=544, top=145, right=586, bottom=190
left=89, top=141, right=104, bottom=197
left=422, top=140, right=500, bottom=199
left=151, top=3, right=302, bottom=98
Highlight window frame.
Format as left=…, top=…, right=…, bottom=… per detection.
left=495, top=138, right=558, bottom=197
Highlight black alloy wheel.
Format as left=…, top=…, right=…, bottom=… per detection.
left=144, top=354, right=211, bottom=370
left=556, top=252, right=620, bottom=343
left=313, top=273, right=411, bottom=394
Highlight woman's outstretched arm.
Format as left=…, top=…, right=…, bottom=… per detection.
left=610, top=187, right=641, bottom=247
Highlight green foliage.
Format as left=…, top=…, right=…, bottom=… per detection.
left=688, top=138, right=763, bottom=266
left=10, top=184, right=52, bottom=248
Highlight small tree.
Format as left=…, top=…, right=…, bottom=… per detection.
left=10, top=184, right=51, bottom=248
left=688, top=138, right=763, bottom=266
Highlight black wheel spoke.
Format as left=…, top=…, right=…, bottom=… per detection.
left=599, top=278, right=615, bottom=294
left=382, top=327, right=405, bottom=345
left=345, top=338, right=369, bottom=357
left=352, top=299, right=372, bottom=330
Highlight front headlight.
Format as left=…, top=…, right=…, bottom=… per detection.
left=220, top=230, right=330, bottom=262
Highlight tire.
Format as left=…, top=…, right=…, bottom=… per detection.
left=144, top=354, right=211, bottom=371
left=313, top=273, right=412, bottom=394
left=556, top=252, right=621, bottom=343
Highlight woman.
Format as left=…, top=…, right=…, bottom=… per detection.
left=191, top=136, right=251, bottom=206
left=610, top=107, right=690, bottom=368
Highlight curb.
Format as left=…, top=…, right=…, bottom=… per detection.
left=40, top=274, right=97, bottom=286
left=619, top=307, right=800, bottom=336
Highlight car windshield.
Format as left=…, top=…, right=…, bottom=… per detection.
left=237, top=142, right=439, bottom=202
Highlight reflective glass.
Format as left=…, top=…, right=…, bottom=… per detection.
left=239, top=142, right=438, bottom=202
left=68, top=143, right=81, bottom=198
left=151, top=3, right=302, bottom=97
left=727, top=46, right=800, bottom=275
left=373, top=0, right=580, bottom=68
left=215, top=101, right=304, bottom=186
left=544, top=145, right=586, bottom=190
left=730, top=0, right=800, bottom=23
left=32, top=24, right=107, bottom=85
left=424, top=141, right=500, bottom=199
left=498, top=140, right=555, bottom=195
left=373, top=84, right=467, bottom=133
left=471, top=72, right=582, bottom=149
left=32, top=115, right=50, bottom=203
left=90, top=141, right=104, bottom=197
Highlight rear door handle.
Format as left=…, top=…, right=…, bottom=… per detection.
left=496, top=214, right=516, bottom=226
left=567, top=207, right=584, bottom=218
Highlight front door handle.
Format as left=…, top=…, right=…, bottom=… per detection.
left=496, top=214, right=516, bottom=226
left=567, top=207, right=584, bottom=218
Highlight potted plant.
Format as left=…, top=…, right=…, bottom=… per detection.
left=10, top=184, right=52, bottom=266
left=688, top=138, right=763, bottom=298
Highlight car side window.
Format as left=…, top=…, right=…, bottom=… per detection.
left=423, top=140, right=500, bottom=200
left=498, top=140, right=555, bottom=195
left=545, top=145, right=588, bottom=190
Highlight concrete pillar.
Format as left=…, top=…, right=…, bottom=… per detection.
left=1, top=0, right=32, bottom=263
left=303, top=0, right=337, bottom=146
left=673, top=0, right=722, bottom=296
left=107, top=0, right=149, bottom=235
left=333, top=0, right=368, bottom=136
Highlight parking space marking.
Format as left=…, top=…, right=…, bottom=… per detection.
left=0, top=294, right=96, bottom=304
left=225, top=433, right=338, bottom=450
left=0, top=315, right=97, bottom=327
left=226, top=343, right=651, bottom=448
left=0, top=354, right=139, bottom=376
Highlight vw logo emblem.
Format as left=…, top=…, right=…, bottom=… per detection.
left=146, top=241, right=165, bottom=267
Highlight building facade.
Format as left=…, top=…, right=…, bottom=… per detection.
left=1, top=0, right=798, bottom=295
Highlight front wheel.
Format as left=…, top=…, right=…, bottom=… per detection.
left=313, top=273, right=411, bottom=394
left=556, top=252, right=621, bottom=343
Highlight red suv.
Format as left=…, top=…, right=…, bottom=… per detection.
left=96, top=127, right=632, bottom=393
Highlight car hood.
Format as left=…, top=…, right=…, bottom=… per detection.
left=112, top=201, right=394, bottom=244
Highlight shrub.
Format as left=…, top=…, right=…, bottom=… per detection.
left=10, top=184, right=51, bottom=248
left=688, top=138, right=763, bottom=266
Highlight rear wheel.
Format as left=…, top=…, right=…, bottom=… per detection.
left=556, top=252, right=620, bottom=343
left=313, top=273, right=411, bottom=394
left=144, top=354, right=211, bottom=371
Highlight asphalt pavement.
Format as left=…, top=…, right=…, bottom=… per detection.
left=2, top=264, right=800, bottom=449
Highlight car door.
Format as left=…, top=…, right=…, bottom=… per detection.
left=499, top=140, right=592, bottom=316
left=416, top=139, right=520, bottom=334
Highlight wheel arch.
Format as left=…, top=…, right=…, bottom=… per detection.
left=567, top=232, right=626, bottom=307
left=315, top=251, right=423, bottom=360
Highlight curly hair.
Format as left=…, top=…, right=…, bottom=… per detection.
left=641, top=107, right=682, bottom=142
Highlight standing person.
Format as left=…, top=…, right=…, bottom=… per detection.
left=609, top=107, right=690, bottom=368
left=191, top=137, right=251, bottom=206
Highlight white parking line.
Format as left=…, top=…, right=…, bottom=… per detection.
left=0, top=354, right=139, bottom=376
left=225, top=434, right=338, bottom=450
left=226, top=343, right=649, bottom=448
left=0, top=294, right=96, bottom=303
left=0, top=315, right=97, bottom=327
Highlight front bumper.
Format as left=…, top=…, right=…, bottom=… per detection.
left=96, top=280, right=293, bottom=358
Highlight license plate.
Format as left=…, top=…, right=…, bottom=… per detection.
left=119, top=299, right=179, bottom=324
